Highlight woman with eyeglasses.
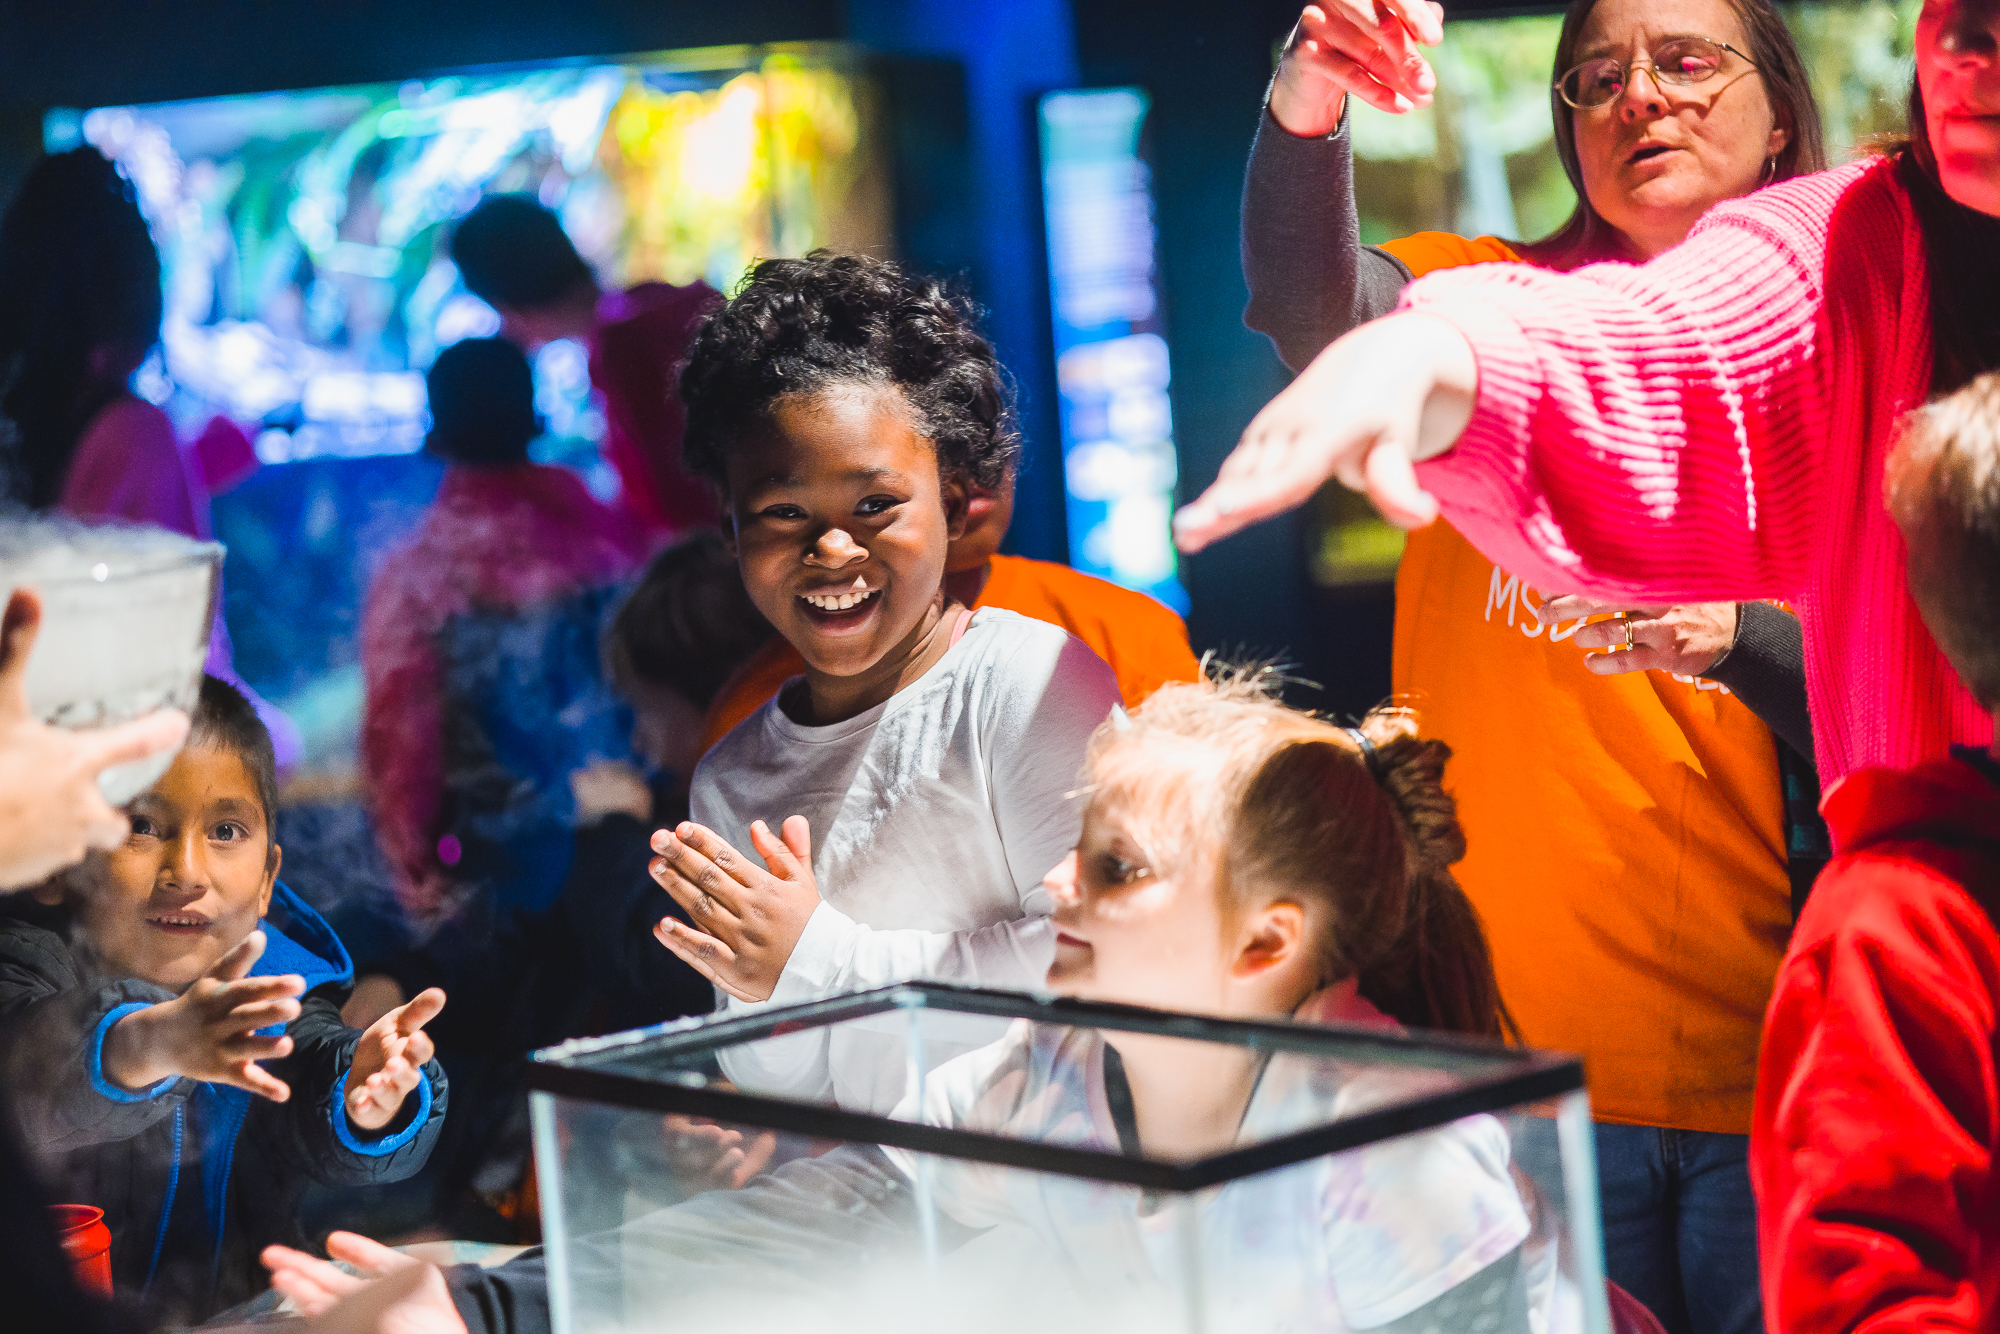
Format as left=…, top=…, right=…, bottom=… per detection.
left=1237, top=3, right=1827, bottom=1332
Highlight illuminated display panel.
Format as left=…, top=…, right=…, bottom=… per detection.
left=52, top=46, right=889, bottom=480
left=1038, top=88, right=1188, bottom=613
left=44, top=46, right=890, bottom=758
left=1316, top=0, right=1919, bottom=587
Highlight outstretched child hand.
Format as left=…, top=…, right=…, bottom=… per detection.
left=345, top=987, right=445, bottom=1132
left=101, top=931, right=305, bottom=1101
left=649, top=816, right=819, bottom=1003
left=263, top=1231, right=466, bottom=1333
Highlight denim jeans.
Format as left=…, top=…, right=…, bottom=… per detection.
left=1593, top=1124, right=1764, bottom=1334
left=1516, top=1119, right=1762, bottom=1334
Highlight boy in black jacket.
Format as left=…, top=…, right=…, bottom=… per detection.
left=0, top=676, right=449, bottom=1325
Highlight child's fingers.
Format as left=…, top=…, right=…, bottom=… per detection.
left=71, top=708, right=192, bottom=782
left=710, top=1146, right=746, bottom=1181
left=746, top=819, right=802, bottom=880
left=652, top=859, right=745, bottom=936
left=217, top=972, right=306, bottom=1002
left=217, top=1032, right=292, bottom=1062
left=389, top=986, right=447, bottom=1036
left=779, top=814, right=812, bottom=865
left=403, top=1029, right=435, bottom=1068
left=735, top=1130, right=778, bottom=1184
left=231, top=1059, right=293, bottom=1102
left=358, top=1054, right=418, bottom=1098
left=263, top=1243, right=365, bottom=1312
left=207, top=930, right=268, bottom=982
left=323, top=1229, right=417, bottom=1276
left=266, top=1264, right=353, bottom=1316
left=653, top=918, right=759, bottom=1003
left=0, top=589, right=41, bottom=714
left=661, top=822, right=758, bottom=897
left=223, top=996, right=303, bottom=1031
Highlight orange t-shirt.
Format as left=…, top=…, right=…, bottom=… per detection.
left=698, top=553, right=1201, bottom=754
left=1384, top=232, right=1791, bottom=1134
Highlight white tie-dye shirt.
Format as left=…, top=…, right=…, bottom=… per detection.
left=886, top=991, right=1551, bottom=1333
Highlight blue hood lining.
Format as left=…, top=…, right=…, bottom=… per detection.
left=148, top=883, right=356, bottom=1297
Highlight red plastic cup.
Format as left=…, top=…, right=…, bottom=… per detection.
left=50, top=1204, right=112, bottom=1296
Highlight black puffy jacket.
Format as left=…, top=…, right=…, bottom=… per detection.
left=0, top=884, right=447, bottom=1325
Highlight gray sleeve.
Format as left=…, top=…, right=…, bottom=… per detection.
left=1242, top=101, right=1413, bottom=374
left=1700, top=600, right=1815, bottom=759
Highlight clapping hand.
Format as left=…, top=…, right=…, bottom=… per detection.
left=648, top=816, right=819, bottom=1003
left=345, top=987, right=445, bottom=1132
left=100, top=931, right=304, bottom=1101
left=1270, top=1, right=1445, bottom=135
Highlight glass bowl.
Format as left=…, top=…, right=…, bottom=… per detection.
left=0, top=519, right=223, bottom=804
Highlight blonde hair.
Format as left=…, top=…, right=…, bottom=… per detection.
left=1887, top=371, right=2000, bottom=708
left=1084, top=666, right=1507, bottom=1038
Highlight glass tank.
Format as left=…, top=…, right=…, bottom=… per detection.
left=529, top=983, right=1609, bottom=1334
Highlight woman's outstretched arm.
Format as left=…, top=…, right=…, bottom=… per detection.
left=1182, top=163, right=1885, bottom=607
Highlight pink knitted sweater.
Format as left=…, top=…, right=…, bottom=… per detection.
left=1400, top=157, right=1992, bottom=783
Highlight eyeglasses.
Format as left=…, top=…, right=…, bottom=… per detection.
left=1555, top=37, right=1757, bottom=111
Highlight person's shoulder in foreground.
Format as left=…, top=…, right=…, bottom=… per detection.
left=1753, top=369, right=2000, bottom=1334
left=1752, top=751, right=2000, bottom=1333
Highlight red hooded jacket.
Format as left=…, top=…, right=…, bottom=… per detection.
left=1752, top=751, right=2000, bottom=1332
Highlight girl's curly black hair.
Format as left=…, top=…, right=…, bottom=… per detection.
left=678, top=251, right=1019, bottom=493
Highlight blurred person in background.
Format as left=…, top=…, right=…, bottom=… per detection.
left=356, top=337, right=651, bottom=1236
left=449, top=194, right=719, bottom=539
left=560, top=531, right=775, bottom=1035
left=359, top=336, right=648, bottom=926
left=350, top=533, right=775, bottom=1239
left=1236, top=2, right=1827, bottom=1330
left=0, top=146, right=297, bottom=769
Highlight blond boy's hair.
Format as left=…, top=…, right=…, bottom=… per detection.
left=1888, top=372, right=2000, bottom=708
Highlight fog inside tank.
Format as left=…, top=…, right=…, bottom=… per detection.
left=0, top=516, right=221, bottom=801
left=531, top=989, right=1610, bottom=1334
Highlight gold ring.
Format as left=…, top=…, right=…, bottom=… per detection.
left=1622, top=619, right=1636, bottom=651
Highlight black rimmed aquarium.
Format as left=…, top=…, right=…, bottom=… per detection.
left=528, top=982, right=1611, bottom=1334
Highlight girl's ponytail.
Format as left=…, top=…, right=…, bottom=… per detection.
left=1102, top=674, right=1512, bottom=1042
left=1354, top=727, right=1510, bottom=1039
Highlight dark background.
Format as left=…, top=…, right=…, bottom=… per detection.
left=0, top=0, right=1556, bottom=722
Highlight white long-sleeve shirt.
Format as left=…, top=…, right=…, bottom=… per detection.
left=691, top=608, right=1121, bottom=1111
